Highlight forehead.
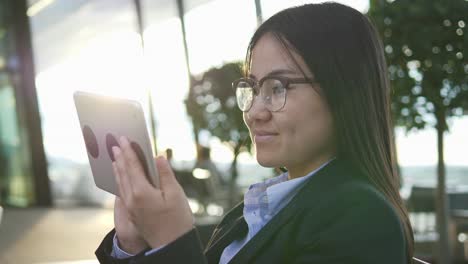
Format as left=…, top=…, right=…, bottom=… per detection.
left=250, top=33, right=311, bottom=78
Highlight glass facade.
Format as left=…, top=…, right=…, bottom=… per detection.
left=141, top=0, right=194, bottom=162
left=184, top=0, right=257, bottom=75
left=28, top=0, right=146, bottom=206
left=1, top=0, right=381, bottom=209
left=0, top=0, right=41, bottom=206
left=21, top=0, right=348, bottom=208
left=25, top=0, right=269, bottom=207
left=2, top=1, right=468, bottom=262
left=260, top=0, right=369, bottom=20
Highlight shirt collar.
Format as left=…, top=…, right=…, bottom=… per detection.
left=266, top=157, right=336, bottom=214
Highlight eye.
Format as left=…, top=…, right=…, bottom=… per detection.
left=271, top=80, right=285, bottom=95
left=272, top=85, right=283, bottom=94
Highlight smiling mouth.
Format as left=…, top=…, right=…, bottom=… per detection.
left=254, top=134, right=277, bottom=143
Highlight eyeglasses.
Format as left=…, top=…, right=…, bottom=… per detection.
left=232, top=76, right=316, bottom=112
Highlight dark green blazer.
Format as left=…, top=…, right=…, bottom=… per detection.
left=96, top=158, right=408, bottom=263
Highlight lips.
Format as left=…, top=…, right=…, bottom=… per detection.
left=253, top=130, right=278, bottom=143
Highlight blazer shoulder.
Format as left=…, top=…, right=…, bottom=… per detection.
left=332, top=180, right=404, bottom=228
left=339, top=180, right=398, bottom=211
left=337, top=180, right=389, bottom=202
left=301, top=180, right=405, bottom=243
left=302, top=178, right=398, bottom=217
left=296, top=180, right=407, bottom=263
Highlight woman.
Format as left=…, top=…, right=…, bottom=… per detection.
left=96, top=2, right=414, bottom=263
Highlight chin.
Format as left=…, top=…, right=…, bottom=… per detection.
left=255, top=152, right=282, bottom=168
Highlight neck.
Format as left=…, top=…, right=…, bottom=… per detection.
left=287, top=155, right=336, bottom=180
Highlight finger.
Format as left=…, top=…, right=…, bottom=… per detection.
left=113, top=146, right=133, bottom=197
left=119, top=136, right=149, bottom=190
left=155, top=156, right=180, bottom=195
left=112, top=161, right=126, bottom=198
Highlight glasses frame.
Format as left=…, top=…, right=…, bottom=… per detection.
left=232, top=75, right=317, bottom=112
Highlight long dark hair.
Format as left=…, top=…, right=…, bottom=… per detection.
left=245, top=2, right=414, bottom=262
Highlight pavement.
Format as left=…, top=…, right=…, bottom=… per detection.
left=0, top=206, right=219, bottom=264
left=0, top=207, right=114, bottom=264
left=2, top=206, right=451, bottom=264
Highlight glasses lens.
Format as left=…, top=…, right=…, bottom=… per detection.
left=261, top=78, right=286, bottom=111
left=235, top=80, right=254, bottom=111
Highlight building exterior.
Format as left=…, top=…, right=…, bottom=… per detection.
left=0, top=0, right=49, bottom=206
left=0, top=0, right=269, bottom=207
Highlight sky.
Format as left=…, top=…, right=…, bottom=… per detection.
left=28, top=0, right=467, bottom=167
left=395, top=116, right=468, bottom=166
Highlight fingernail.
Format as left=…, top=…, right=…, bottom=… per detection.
left=119, top=136, right=128, bottom=146
left=112, top=146, right=121, bottom=155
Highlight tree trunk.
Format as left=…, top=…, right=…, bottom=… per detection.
left=192, top=124, right=200, bottom=147
left=435, top=108, right=451, bottom=263
left=392, top=127, right=402, bottom=188
left=228, top=143, right=242, bottom=208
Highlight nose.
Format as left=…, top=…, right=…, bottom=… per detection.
left=246, top=95, right=272, bottom=122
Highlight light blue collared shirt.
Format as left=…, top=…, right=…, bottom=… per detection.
left=112, top=157, right=335, bottom=261
left=219, top=158, right=335, bottom=263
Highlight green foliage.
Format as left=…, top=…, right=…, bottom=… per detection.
left=369, top=2, right=468, bottom=261
left=368, top=0, right=468, bottom=132
left=185, top=62, right=251, bottom=153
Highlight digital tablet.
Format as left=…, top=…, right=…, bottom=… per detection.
left=73, top=91, right=159, bottom=196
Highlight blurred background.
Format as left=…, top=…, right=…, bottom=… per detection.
left=0, top=0, right=466, bottom=263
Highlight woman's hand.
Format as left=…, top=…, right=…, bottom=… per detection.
left=113, top=196, right=148, bottom=254
left=112, top=136, right=194, bottom=250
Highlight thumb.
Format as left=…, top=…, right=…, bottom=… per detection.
left=155, top=156, right=179, bottom=191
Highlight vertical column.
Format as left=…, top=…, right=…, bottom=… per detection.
left=254, top=0, right=263, bottom=26
left=134, top=0, right=159, bottom=155
left=176, top=0, right=192, bottom=77
left=176, top=0, right=199, bottom=147
left=10, top=0, right=51, bottom=206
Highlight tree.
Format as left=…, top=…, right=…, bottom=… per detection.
left=369, top=1, right=468, bottom=262
left=185, top=62, right=251, bottom=207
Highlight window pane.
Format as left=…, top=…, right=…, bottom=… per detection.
left=142, top=0, right=196, bottom=161
left=183, top=0, right=274, bottom=197
left=260, top=0, right=370, bottom=20
left=28, top=0, right=140, bottom=206
left=184, top=0, right=257, bottom=74
left=0, top=73, right=35, bottom=206
left=0, top=0, right=35, bottom=206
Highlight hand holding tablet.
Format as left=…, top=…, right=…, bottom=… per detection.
left=74, top=90, right=193, bottom=251
left=73, top=91, right=159, bottom=195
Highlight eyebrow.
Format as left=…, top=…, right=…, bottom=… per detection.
left=248, top=69, right=299, bottom=80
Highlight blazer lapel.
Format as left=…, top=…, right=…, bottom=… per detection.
left=228, top=158, right=353, bottom=264
left=205, top=202, right=248, bottom=263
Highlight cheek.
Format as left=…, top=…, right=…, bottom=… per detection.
left=284, top=103, right=334, bottom=146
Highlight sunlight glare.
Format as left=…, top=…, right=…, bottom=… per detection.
left=184, top=0, right=256, bottom=74
left=143, top=18, right=196, bottom=161
left=35, top=30, right=150, bottom=162
left=396, top=115, right=468, bottom=166
left=261, top=0, right=370, bottom=19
